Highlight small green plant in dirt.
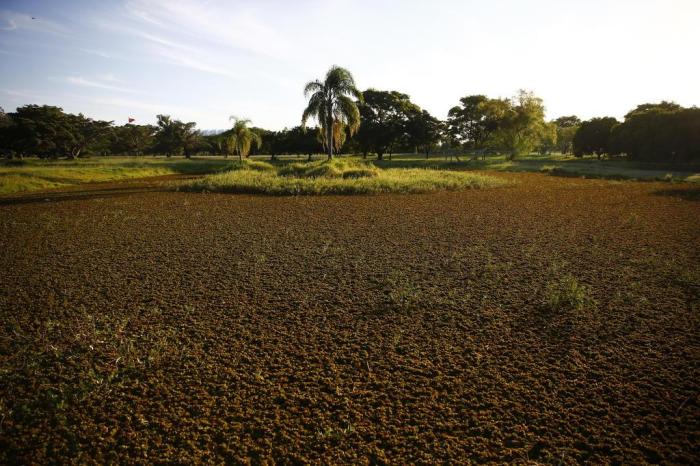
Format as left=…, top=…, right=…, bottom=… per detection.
left=544, top=274, right=595, bottom=312
left=379, top=271, right=421, bottom=313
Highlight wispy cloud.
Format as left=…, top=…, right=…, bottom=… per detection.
left=97, top=21, right=241, bottom=80
left=79, top=48, right=112, bottom=59
left=121, top=0, right=291, bottom=60
left=0, top=10, right=69, bottom=35
left=65, top=76, right=140, bottom=94
left=92, top=96, right=210, bottom=122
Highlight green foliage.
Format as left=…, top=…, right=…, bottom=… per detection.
left=154, top=114, right=200, bottom=157
left=553, top=116, right=581, bottom=154
left=1, top=105, right=113, bottom=159
left=572, top=117, right=618, bottom=158
left=228, top=117, right=262, bottom=160
left=446, top=95, right=496, bottom=149
left=355, top=89, right=420, bottom=159
left=406, top=109, right=443, bottom=157
left=544, top=274, right=595, bottom=312
left=483, top=90, right=549, bottom=159
left=111, top=124, right=157, bottom=156
left=182, top=158, right=506, bottom=195
left=611, top=103, right=700, bottom=163
left=0, top=157, right=234, bottom=195
left=302, top=66, right=363, bottom=160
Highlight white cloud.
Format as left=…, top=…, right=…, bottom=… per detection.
left=65, top=76, right=140, bottom=94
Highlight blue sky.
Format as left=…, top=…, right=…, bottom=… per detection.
left=1, top=0, right=698, bottom=130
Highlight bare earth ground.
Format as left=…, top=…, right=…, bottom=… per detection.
left=0, top=173, right=698, bottom=464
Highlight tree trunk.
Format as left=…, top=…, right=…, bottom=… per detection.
left=327, top=124, right=333, bottom=160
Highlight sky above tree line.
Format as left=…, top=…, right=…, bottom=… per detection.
left=1, top=0, right=698, bottom=130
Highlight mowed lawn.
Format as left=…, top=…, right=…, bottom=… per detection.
left=0, top=172, right=698, bottom=463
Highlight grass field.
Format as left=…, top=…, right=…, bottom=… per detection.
left=0, top=172, right=698, bottom=463
left=0, top=157, right=234, bottom=195
left=1, top=154, right=698, bottom=196
left=181, top=158, right=507, bottom=194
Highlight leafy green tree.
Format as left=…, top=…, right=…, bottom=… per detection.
left=155, top=114, right=199, bottom=157
left=446, top=95, right=498, bottom=150
left=229, top=117, right=262, bottom=161
left=482, top=90, right=547, bottom=159
left=611, top=103, right=699, bottom=163
left=572, top=117, right=618, bottom=158
left=302, top=66, right=363, bottom=160
left=2, top=105, right=112, bottom=159
left=112, top=124, right=156, bottom=155
left=553, top=116, right=580, bottom=154
left=537, top=121, right=558, bottom=155
left=406, top=109, right=443, bottom=157
left=62, top=113, right=113, bottom=158
left=355, top=89, right=418, bottom=159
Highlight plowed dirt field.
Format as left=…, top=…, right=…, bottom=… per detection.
left=1, top=173, right=698, bottom=464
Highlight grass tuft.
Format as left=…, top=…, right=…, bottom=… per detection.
left=544, top=274, right=595, bottom=312
left=182, top=158, right=506, bottom=195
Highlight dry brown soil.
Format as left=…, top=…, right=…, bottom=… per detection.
left=1, top=173, right=698, bottom=464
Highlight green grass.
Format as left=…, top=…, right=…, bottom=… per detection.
left=180, top=158, right=507, bottom=195
left=372, top=153, right=700, bottom=182
left=2, top=153, right=697, bottom=196
left=544, top=274, right=596, bottom=312
left=0, top=157, right=235, bottom=195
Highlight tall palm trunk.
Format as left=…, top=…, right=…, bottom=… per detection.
left=327, top=123, right=333, bottom=160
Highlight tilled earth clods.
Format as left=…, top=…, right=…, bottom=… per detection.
left=1, top=173, right=698, bottom=463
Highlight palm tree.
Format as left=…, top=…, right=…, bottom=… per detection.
left=229, top=117, right=262, bottom=161
left=301, top=66, right=363, bottom=160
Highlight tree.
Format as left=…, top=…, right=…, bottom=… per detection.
left=553, top=116, right=580, bottom=154
left=406, top=109, right=443, bottom=157
left=537, top=121, right=558, bottom=155
left=1, top=105, right=112, bottom=159
left=482, top=90, right=548, bottom=159
left=112, top=124, right=156, bottom=156
left=302, top=66, right=363, bottom=160
left=317, top=120, right=347, bottom=155
left=572, top=117, right=618, bottom=158
left=155, top=114, right=199, bottom=157
left=446, top=95, right=498, bottom=151
left=62, top=113, right=113, bottom=159
left=610, top=103, right=699, bottom=163
left=229, top=117, right=262, bottom=160
left=355, top=89, right=419, bottom=160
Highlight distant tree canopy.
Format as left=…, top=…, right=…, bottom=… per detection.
left=111, top=124, right=157, bottom=156
left=446, top=91, right=550, bottom=159
left=1, top=88, right=697, bottom=165
left=570, top=102, right=699, bottom=163
left=553, top=116, right=581, bottom=154
left=0, top=105, right=113, bottom=159
left=611, top=102, right=700, bottom=163
left=154, top=114, right=200, bottom=158
left=446, top=95, right=497, bottom=150
left=356, top=89, right=416, bottom=159
left=573, top=117, right=618, bottom=159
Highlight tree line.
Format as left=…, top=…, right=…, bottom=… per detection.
left=0, top=67, right=697, bottom=163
